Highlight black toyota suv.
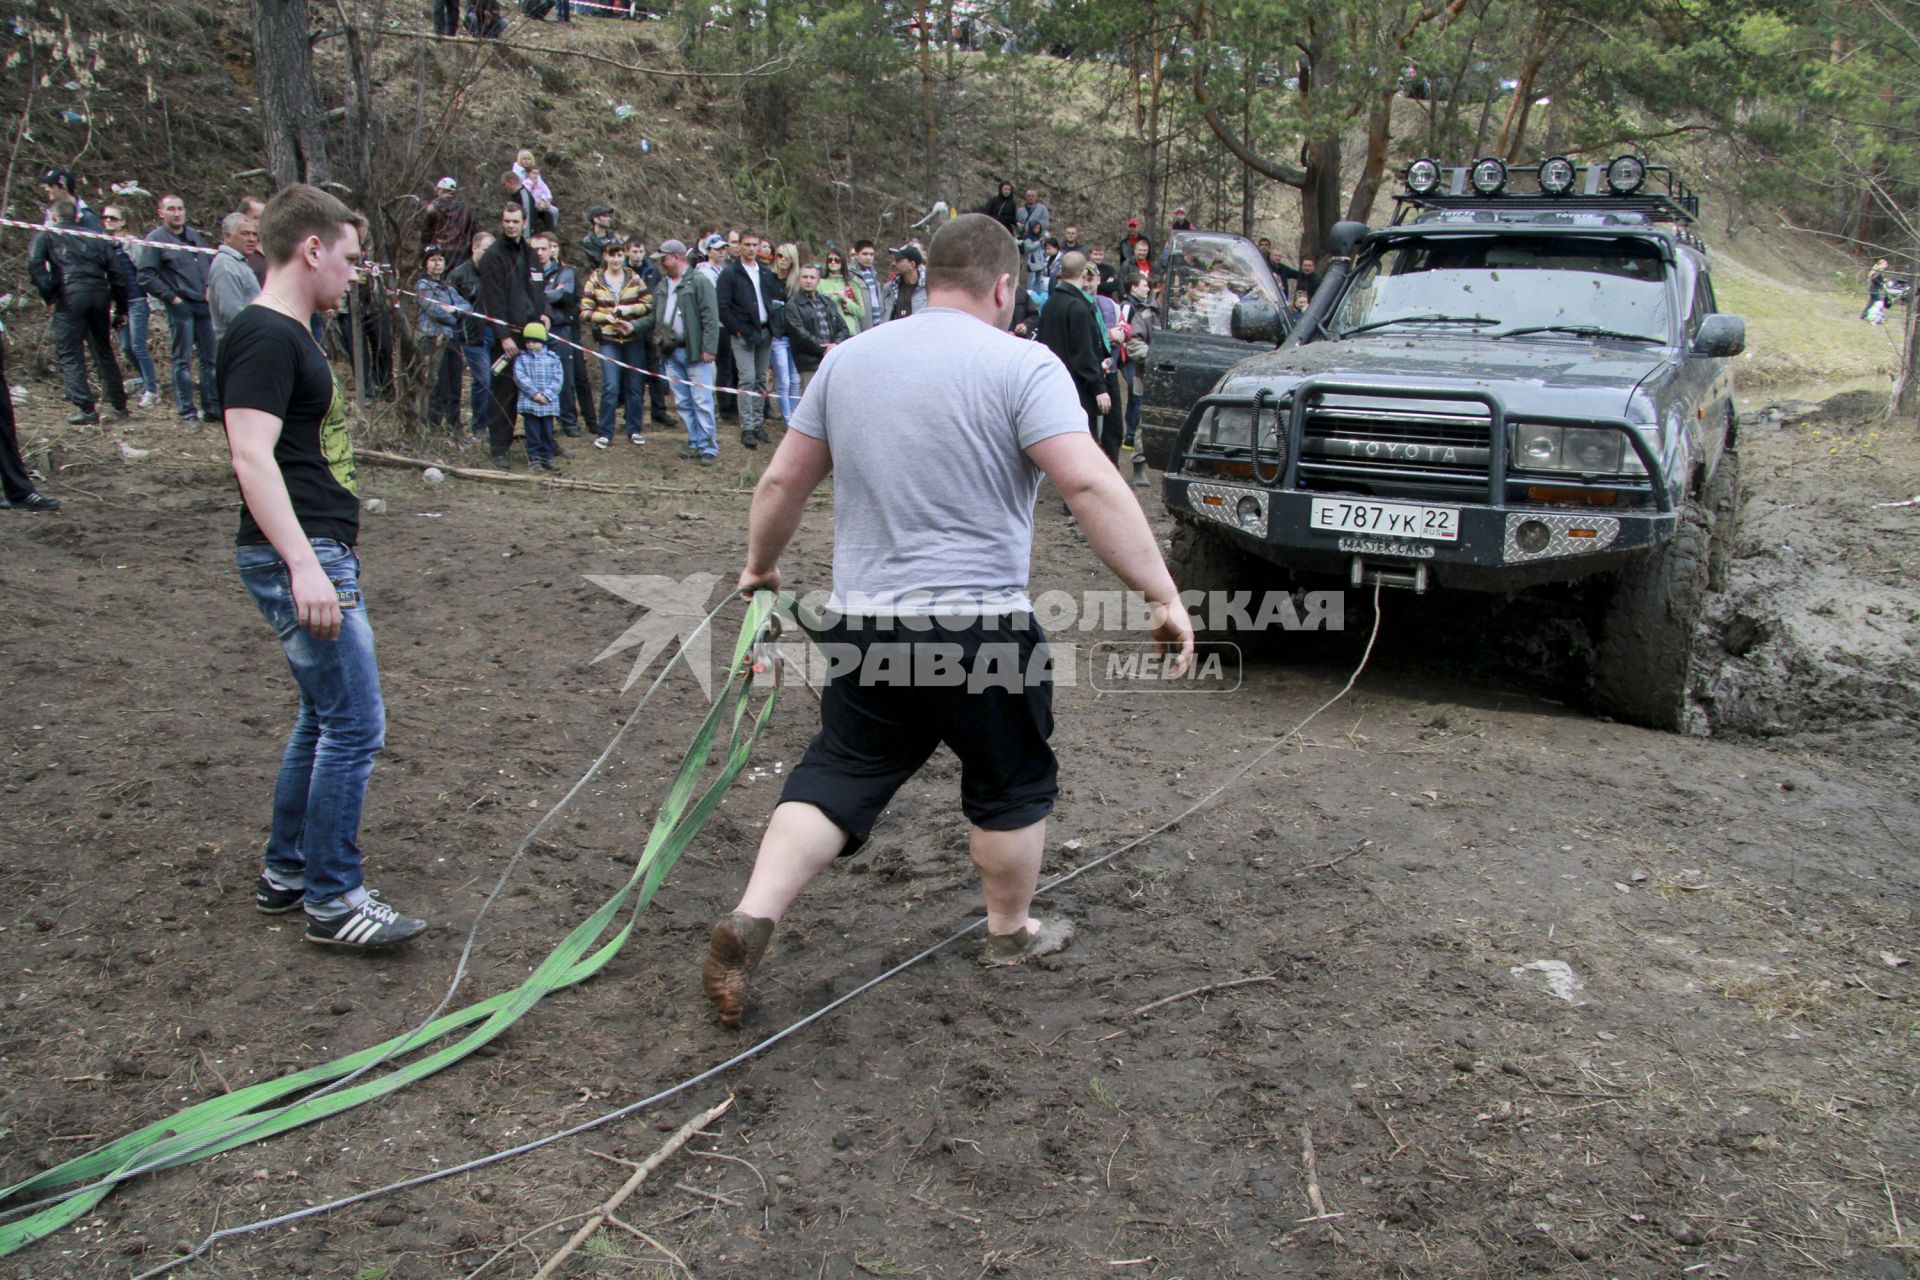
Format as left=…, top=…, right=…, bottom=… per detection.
left=1148, top=158, right=1744, bottom=732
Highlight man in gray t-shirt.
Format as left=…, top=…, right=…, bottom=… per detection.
left=702, top=214, right=1195, bottom=1028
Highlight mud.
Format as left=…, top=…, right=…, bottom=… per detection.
left=1, top=390, right=1916, bottom=1279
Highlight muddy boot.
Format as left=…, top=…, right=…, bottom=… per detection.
left=703, top=911, right=774, bottom=1027
left=1131, top=452, right=1150, bottom=487
left=979, top=916, right=1074, bottom=967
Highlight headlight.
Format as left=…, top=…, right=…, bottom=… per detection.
left=1470, top=156, right=1508, bottom=196
left=1537, top=155, right=1576, bottom=196
left=1204, top=405, right=1253, bottom=447
left=1511, top=425, right=1648, bottom=476
left=1406, top=158, right=1442, bottom=196
left=1605, top=154, right=1646, bottom=196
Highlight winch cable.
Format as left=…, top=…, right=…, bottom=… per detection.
left=0, top=591, right=789, bottom=1258
left=127, top=582, right=1388, bottom=1280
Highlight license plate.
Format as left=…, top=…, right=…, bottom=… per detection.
left=1309, top=497, right=1459, bottom=542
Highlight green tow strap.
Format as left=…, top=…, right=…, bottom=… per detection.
left=0, top=591, right=787, bottom=1259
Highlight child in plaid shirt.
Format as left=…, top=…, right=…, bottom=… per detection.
left=513, top=321, right=565, bottom=471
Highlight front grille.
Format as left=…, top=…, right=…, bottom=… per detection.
left=1299, top=397, right=1491, bottom=490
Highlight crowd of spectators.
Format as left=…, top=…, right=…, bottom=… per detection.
left=11, top=153, right=1326, bottom=496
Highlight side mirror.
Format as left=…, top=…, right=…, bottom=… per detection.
left=1232, top=298, right=1285, bottom=345
left=1692, top=314, right=1745, bottom=358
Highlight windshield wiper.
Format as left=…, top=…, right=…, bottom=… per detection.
left=1340, top=314, right=1498, bottom=337
left=1497, top=324, right=1662, bottom=344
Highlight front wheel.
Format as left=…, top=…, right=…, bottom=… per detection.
left=1590, top=501, right=1711, bottom=732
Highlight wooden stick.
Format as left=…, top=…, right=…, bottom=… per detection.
left=530, top=1096, right=732, bottom=1279
left=1131, top=974, right=1276, bottom=1017
left=909, top=1191, right=983, bottom=1226
left=1299, top=1124, right=1345, bottom=1244
left=358, top=447, right=750, bottom=496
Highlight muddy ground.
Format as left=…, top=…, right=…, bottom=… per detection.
left=1, top=389, right=1917, bottom=1280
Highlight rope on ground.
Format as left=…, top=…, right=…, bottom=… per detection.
left=356, top=447, right=747, bottom=496
left=117, top=582, right=1389, bottom=1278
left=0, top=592, right=786, bottom=1265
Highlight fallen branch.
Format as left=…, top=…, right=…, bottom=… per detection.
left=1298, top=840, right=1372, bottom=874
left=356, top=448, right=736, bottom=496
left=530, top=1096, right=732, bottom=1279
left=1299, top=1123, right=1345, bottom=1244
left=1130, top=974, right=1276, bottom=1018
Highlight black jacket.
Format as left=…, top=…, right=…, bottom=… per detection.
left=29, top=221, right=126, bottom=306
left=717, top=259, right=783, bottom=342
left=507, top=187, right=557, bottom=237
left=982, top=191, right=1019, bottom=235
left=446, top=259, right=490, bottom=346
left=1037, top=285, right=1104, bottom=402
left=136, top=224, right=212, bottom=303
left=538, top=261, right=582, bottom=331
left=784, top=290, right=850, bottom=370
left=476, top=233, right=545, bottom=347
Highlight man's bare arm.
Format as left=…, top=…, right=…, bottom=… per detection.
left=1026, top=430, right=1194, bottom=676
left=226, top=407, right=342, bottom=641
left=738, top=429, right=833, bottom=594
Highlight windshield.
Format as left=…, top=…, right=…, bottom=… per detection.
left=1334, top=235, right=1673, bottom=343
left=1161, top=232, right=1284, bottom=336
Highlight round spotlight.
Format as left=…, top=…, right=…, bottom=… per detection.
left=1538, top=155, right=1576, bottom=196
left=1516, top=520, right=1551, bottom=554
left=1469, top=157, right=1508, bottom=196
left=1235, top=495, right=1264, bottom=531
left=1605, top=154, right=1646, bottom=196
left=1406, top=157, right=1442, bottom=196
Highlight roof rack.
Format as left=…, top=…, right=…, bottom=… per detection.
left=1390, top=160, right=1699, bottom=227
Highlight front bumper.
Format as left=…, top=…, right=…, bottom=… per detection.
left=1164, top=378, right=1677, bottom=590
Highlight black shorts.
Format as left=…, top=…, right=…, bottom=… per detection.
left=779, top=614, right=1057, bottom=853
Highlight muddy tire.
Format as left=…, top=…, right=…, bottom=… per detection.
left=1168, top=519, right=1263, bottom=639
left=1591, top=501, right=1711, bottom=732
left=1705, top=451, right=1741, bottom=593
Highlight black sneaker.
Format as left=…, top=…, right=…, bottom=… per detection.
left=201, top=410, right=222, bottom=424
left=305, top=897, right=428, bottom=949
left=740, top=433, right=758, bottom=450
left=255, top=874, right=304, bottom=915
left=67, top=410, right=101, bottom=426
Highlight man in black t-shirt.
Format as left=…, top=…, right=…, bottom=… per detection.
left=219, top=183, right=428, bottom=951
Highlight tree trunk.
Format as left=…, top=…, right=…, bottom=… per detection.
left=1894, top=294, right=1920, bottom=422
left=1347, top=88, right=1396, bottom=225
left=252, top=0, right=332, bottom=187
left=1301, top=138, right=1341, bottom=257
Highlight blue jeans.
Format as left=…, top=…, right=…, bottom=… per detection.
left=523, top=412, right=557, bottom=463
left=666, top=349, right=717, bottom=455
left=236, top=538, right=385, bottom=909
left=120, top=295, right=160, bottom=396
left=463, top=344, right=493, bottom=431
left=769, top=336, right=799, bottom=421
left=165, top=298, right=219, bottom=418
left=596, top=337, right=647, bottom=439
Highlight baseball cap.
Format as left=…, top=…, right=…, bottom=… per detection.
left=40, top=167, right=75, bottom=190
left=1127, top=217, right=1141, bottom=228
left=523, top=321, right=549, bottom=343
left=657, top=237, right=689, bottom=257
left=436, top=176, right=458, bottom=191
left=889, top=244, right=925, bottom=265
left=1172, top=205, right=1187, bottom=215
left=702, top=233, right=728, bottom=252
left=588, top=203, right=614, bottom=219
